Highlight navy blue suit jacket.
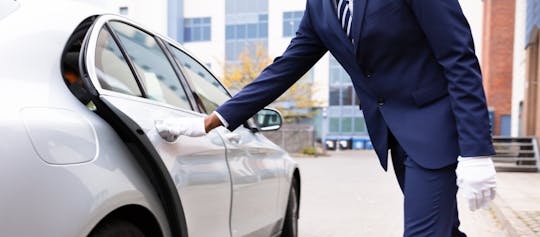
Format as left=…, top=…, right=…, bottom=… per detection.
left=216, top=0, right=495, bottom=169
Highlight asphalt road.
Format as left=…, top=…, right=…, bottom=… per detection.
left=295, top=150, right=505, bottom=237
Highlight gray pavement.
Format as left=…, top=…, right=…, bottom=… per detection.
left=294, top=150, right=505, bottom=237
left=490, top=172, right=540, bottom=236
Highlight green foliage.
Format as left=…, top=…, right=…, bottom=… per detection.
left=222, top=44, right=320, bottom=123
left=302, top=147, right=317, bottom=156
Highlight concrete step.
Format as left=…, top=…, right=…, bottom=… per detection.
left=494, top=149, right=535, bottom=154
left=492, top=157, right=537, bottom=162
left=495, top=163, right=538, bottom=172
left=493, top=142, right=534, bottom=146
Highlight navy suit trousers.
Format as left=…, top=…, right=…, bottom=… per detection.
left=389, top=133, right=467, bottom=237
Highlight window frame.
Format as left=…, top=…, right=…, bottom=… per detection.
left=83, top=15, right=201, bottom=114
left=165, top=42, right=234, bottom=114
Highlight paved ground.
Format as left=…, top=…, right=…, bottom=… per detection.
left=294, top=150, right=505, bottom=237
left=491, top=172, right=540, bottom=236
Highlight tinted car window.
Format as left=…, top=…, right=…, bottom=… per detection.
left=95, top=28, right=142, bottom=96
left=168, top=45, right=230, bottom=113
left=109, top=22, right=191, bottom=110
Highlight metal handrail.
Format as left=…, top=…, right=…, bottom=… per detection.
left=532, top=137, right=540, bottom=172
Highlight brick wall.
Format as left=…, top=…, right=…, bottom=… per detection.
left=482, top=0, right=516, bottom=135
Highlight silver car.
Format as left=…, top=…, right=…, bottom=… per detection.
left=0, top=1, right=300, bottom=236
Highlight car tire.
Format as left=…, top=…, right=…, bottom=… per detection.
left=281, top=183, right=298, bottom=237
left=89, top=219, right=146, bottom=237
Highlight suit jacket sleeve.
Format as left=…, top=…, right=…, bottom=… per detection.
left=404, top=0, right=495, bottom=157
left=215, top=0, right=327, bottom=131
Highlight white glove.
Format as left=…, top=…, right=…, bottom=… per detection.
left=154, top=117, right=206, bottom=142
left=456, top=156, right=497, bottom=211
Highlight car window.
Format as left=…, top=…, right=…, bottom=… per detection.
left=168, top=45, right=230, bottom=114
left=95, top=28, right=142, bottom=97
left=108, top=21, right=191, bottom=110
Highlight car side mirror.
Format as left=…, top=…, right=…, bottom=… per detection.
left=253, top=108, right=283, bottom=132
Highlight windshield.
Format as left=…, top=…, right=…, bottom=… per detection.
left=0, top=0, right=20, bottom=21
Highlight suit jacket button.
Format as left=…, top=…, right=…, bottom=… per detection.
left=364, top=69, right=373, bottom=78
left=377, top=98, right=385, bottom=105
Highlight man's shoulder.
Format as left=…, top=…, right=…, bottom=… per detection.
left=305, top=0, right=325, bottom=14
left=306, top=0, right=324, bottom=9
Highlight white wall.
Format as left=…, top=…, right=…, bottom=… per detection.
left=87, top=0, right=168, bottom=35
left=512, top=0, right=527, bottom=136
left=122, top=0, right=168, bottom=35
left=459, top=0, right=483, bottom=61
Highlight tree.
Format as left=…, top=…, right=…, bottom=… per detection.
left=222, top=44, right=320, bottom=123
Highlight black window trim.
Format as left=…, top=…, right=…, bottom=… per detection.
left=102, top=22, right=148, bottom=98
left=162, top=41, right=260, bottom=131
left=154, top=37, right=200, bottom=113
left=164, top=43, right=233, bottom=114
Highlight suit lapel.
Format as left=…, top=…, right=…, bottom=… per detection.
left=324, top=0, right=354, bottom=54
left=352, top=0, right=368, bottom=55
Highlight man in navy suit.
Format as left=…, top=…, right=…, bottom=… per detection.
left=165, top=0, right=497, bottom=235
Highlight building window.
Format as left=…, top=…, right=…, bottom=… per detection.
left=329, top=118, right=340, bottom=132
left=327, top=55, right=365, bottom=135
left=328, top=55, right=357, bottom=106
left=329, top=87, right=340, bottom=106
left=226, top=0, right=269, bottom=62
left=283, top=11, right=303, bottom=37
left=225, top=13, right=268, bottom=61
left=184, top=17, right=211, bottom=42
left=226, top=0, right=268, bottom=14
left=329, top=56, right=351, bottom=85
left=354, top=117, right=366, bottom=132
left=341, top=117, right=353, bottom=132
left=225, top=14, right=268, bottom=40
left=119, top=6, right=129, bottom=15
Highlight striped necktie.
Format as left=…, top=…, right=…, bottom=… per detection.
left=337, top=0, right=353, bottom=40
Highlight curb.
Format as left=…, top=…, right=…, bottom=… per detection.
left=490, top=194, right=537, bottom=237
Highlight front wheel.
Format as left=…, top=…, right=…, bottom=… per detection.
left=89, top=219, right=146, bottom=237
left=281, top=183, right=299, bottom=237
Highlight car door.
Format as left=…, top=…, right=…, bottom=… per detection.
left=166, top=45, right=285, bottom=237
left=82, top=16, right=233, bottom=237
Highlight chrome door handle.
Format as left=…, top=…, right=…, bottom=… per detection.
left=224, top=133, right=241, bottom=144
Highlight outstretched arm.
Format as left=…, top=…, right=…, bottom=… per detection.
left=212, top=0, right=328, bottom=131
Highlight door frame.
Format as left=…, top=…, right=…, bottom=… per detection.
left=79, top=14, right=193, bottom=237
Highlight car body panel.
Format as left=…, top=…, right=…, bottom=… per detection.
left=0, top=105, right=170, bottom=237
left=223, top=126, right=284, bottom=237
left=100, top=95, right=233, bottom=237
left=20, top=107, right=99, bottom=165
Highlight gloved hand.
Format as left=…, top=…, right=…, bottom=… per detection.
left=456, top=156, right=497, bottom=211
left=154, top=117, right=206, bottom=142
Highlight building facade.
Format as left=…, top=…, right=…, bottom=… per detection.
left=512, top=0, right=527, bottom=136
left=521, top=0, right=540, bottom=138
left=482, top=0, right=516, bottom=136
